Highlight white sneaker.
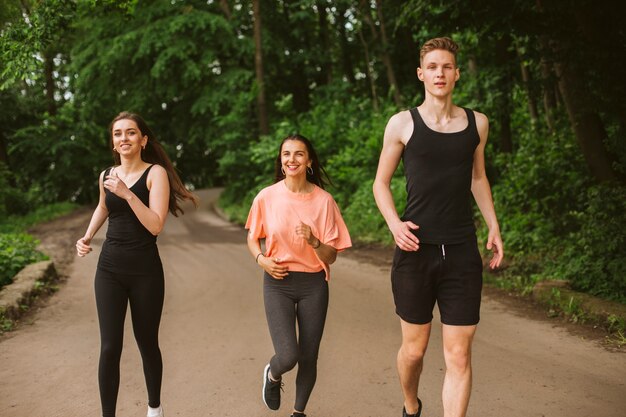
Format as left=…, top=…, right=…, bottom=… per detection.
left=147, top=405, right=164, bottom=417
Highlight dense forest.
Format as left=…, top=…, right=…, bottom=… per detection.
left=1, top=0, right=624, bottom=302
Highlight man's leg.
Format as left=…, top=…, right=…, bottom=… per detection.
left=398, top=319, right=431, bottom=415
left=441, top=324, right=477, bottom=417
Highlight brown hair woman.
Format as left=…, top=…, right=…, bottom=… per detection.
left=76, top=111, right=197, bottom=417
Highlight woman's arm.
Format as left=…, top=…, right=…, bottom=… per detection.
left=76, top=171, right=109, bottom=257
left=295, top=222, right=338, bottom=265
left=247, top=233, right=289, bottom=279
left=104, top=165, right=170, bottom=235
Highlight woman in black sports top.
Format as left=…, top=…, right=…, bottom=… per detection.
left=76, top=112, right=197, bottom=417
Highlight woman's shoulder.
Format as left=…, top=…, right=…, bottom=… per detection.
left=144, top=164, right=167, bottom=182
left=147, top=163, right=167, bottom=175
left=99, top=166, right=116, bottom=179
left=251, top=182, right=281, bottom=203
left=313, top=185, right=338, bottom=204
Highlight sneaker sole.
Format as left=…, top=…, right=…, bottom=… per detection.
left=262, top=363, right=273, bottom=410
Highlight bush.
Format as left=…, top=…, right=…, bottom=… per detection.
left=553, top=184, right=626, bottom=302
left=0, top=162, right=30, bottom=218
left=219, top=83, right=399, bottom=238
left=0, top=201, right=75, bottom=290
left=0, top=201, right=77, bottom=234
left=342, top=177, right=406, bottom=245
left=0, top=233, right=47, bottom=289
left=481, top=111, right=626, bottom=303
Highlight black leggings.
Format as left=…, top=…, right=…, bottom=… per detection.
left=95, top=268, right=164, bottom=417
left=263, top=270, right=329, bottom=412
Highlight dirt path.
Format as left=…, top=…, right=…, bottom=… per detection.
left=1, top=189, right=624, bottom=417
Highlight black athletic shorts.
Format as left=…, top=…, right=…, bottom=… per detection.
left=391, top=239, right=483, bottom=326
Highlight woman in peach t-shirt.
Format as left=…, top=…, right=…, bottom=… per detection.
left=246, top=134, right=351, bottom=417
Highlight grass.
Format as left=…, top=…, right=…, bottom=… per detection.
left=0, top=202, right=78, bottom=233
left=0, top=202, right=76, bottom=333
left=493, top=270, right=626, bottom=344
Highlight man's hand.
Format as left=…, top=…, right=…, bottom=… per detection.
left=486, top=229, right=504, bottom=269
left=391, top=220, right=420, bottom=251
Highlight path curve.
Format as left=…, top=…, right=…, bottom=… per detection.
left=1, top=189, right=624, bottom=416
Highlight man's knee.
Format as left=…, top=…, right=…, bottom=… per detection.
left=444, top=343, right=471, bottom=371
left=400, top=342, right=427, bottom=364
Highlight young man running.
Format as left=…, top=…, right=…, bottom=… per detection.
left=373, top=37, right=504, bottom=417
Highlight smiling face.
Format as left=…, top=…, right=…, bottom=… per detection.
left=417, top=49, right=460, bottom=98
left=280, top=139, right=311, bottom=179
left=111, top=118, right=147, bottom=157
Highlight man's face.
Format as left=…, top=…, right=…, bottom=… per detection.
left=417, top=49, right=460, bottom=97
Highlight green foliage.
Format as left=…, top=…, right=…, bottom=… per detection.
left=0, top=200, right=74, bottom=291
left=9, top=103, right=105, bottom=204
left=342, top=177, right=406, bottom=245
left=69, top=0, right=256, bottom=190
left=0, top=0, right=76, bottom=89
left=219, top=83, right=403, bottom=242
left=0, top=202, right=77, bottom=234
left=488, top=121, right=588, bottom=255
left=482, top=110, right=626, bottom=302
left=553, top=184, right=626, bottom=302
left=0, top=234, right=47, bottom=289
left=0, top=162, right=29, bottom=217
left=1, top=0, right=625, bottom=307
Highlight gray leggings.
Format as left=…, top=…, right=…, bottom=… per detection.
left=263, top=270, right=328, bottom=412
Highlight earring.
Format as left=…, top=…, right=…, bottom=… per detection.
left=142, top=144, right=146, bottom=150
left=307, top=166, right=313, bottom=175
left=281, top=167, right=285, bottom=175
left=113, top=147, right=117, bottom=152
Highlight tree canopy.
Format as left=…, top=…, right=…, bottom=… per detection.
left=1, top=0, right=624, bottom=301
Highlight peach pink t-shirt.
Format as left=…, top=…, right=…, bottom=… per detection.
left=245, top=180, right=352, bottom=280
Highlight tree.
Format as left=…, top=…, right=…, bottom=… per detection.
left=253, top=0, right=269, bottom=135
left=359, top=0, right=402, bottom=107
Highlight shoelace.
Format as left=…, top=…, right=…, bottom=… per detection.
left=269, top=377, right=284, bottom=392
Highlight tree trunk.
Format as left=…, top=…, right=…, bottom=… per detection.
left=516, top=47, right=539, bottom=124
left=316, top=1, right=332, bottom=85
left=572, top=3, right=626, bottom=134
left=43, top=48, right=56, bottom=116
left=555, top=61, right=618, bottom=182
left=358, top=29, right=379, bottom=112
left=536, top=0, right=618, bottom=181
left=466, top=55, right=481, bottom=102
left=540, top=56, right=557, bottom=132
left=219, top=0, right=232, bottom=20
left=536, top=0, right=557, bottom=133
left=0, top=129, right=8, bottom=166
left=279, top=3, right=311, bottom=113
left=374, top=0, right=402, bottom=107
left=495, top=35, right=513, bottom=153
left=252, top=0, right=269, bottom=135
left=335, top=4, right=355, bottom=84
left=359, top=0, right=402, bottom=107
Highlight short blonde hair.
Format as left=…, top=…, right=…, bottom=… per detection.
left=419, top=37, right=459, bottom=66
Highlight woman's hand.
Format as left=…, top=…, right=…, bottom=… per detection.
left=76, top=236, right=93, bottom=257
left=103, top=169, right=132, bottom=200
left=258, top=255, right=289, bottom=279
left=296, top=221, right=319, bottom=247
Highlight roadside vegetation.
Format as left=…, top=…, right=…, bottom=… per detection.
left=1, top=1, right=624, bottom=337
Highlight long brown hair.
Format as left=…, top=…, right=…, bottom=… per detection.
left=109, top=111, right=198, bottom=216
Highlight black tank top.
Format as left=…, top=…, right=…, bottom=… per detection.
left=97, top=164, right=162, bottom=274
left=401, top=107, right=479, bottom=244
